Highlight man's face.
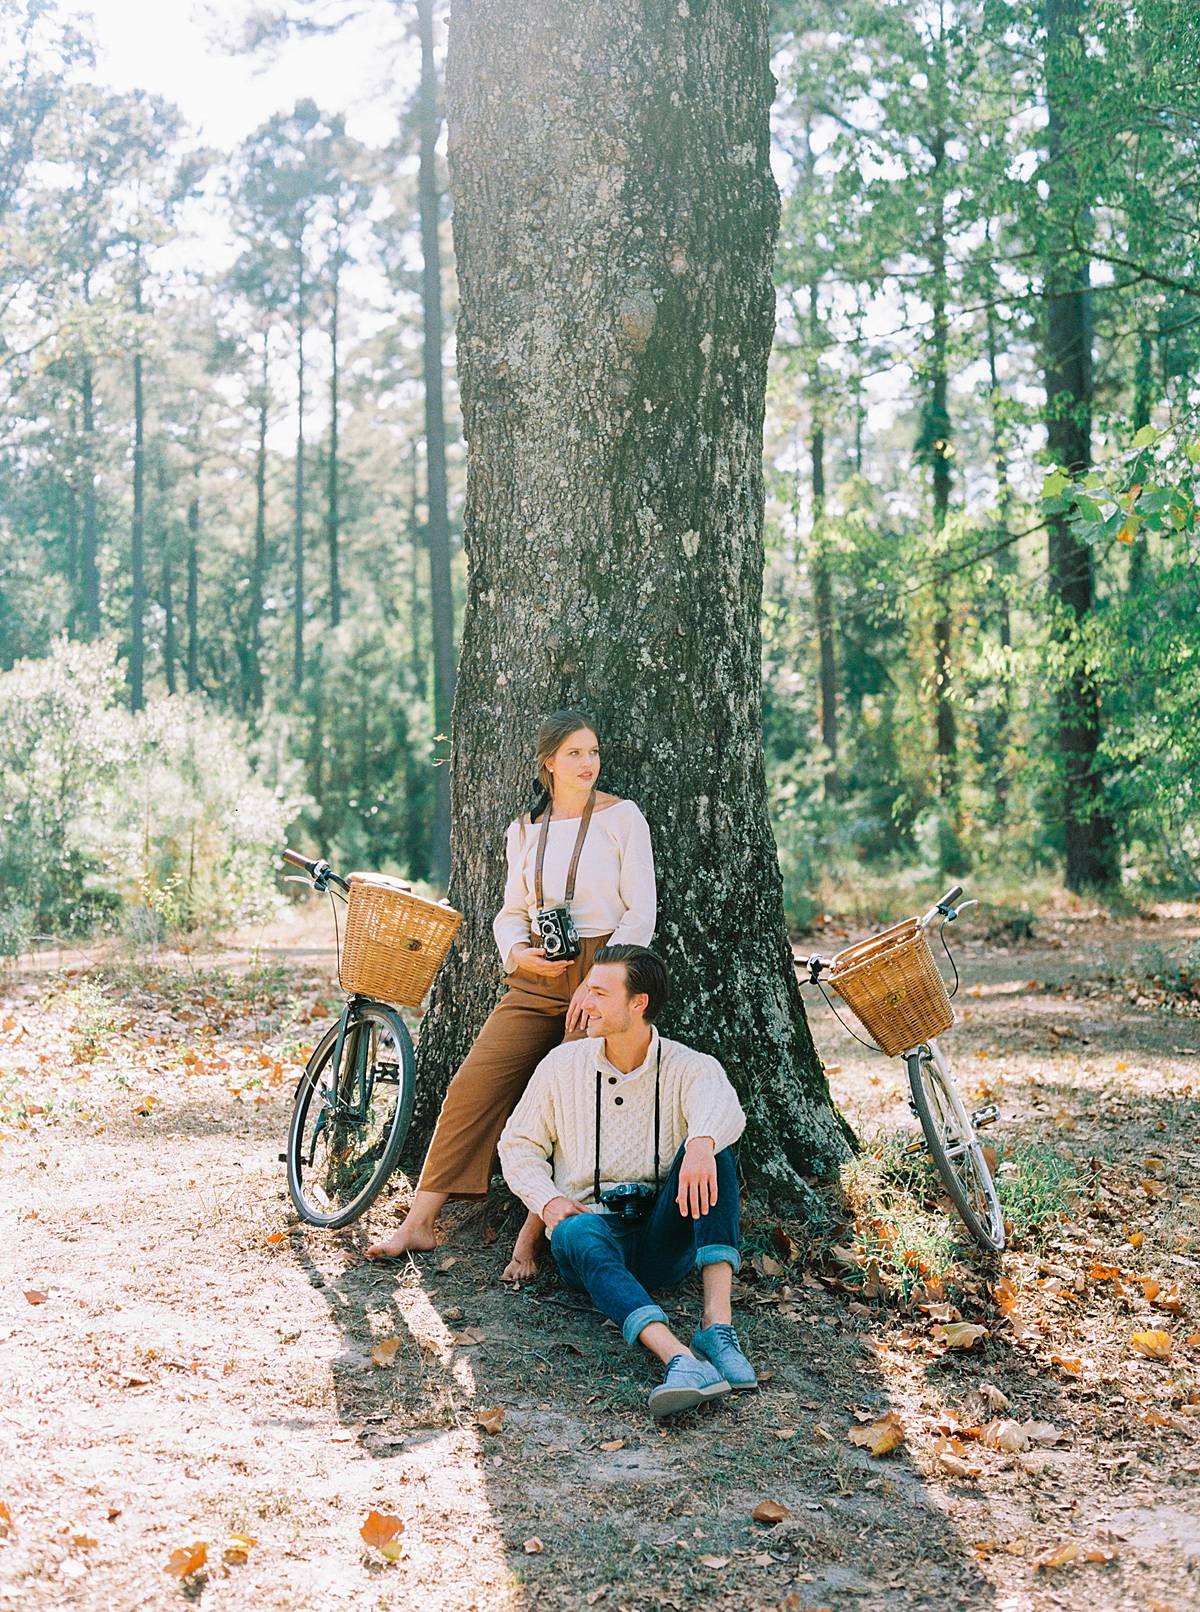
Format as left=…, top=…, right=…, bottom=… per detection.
left=582, top=961, right=644, bottom=1038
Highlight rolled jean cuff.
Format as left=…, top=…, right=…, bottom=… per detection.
left=622, top=1302, right=669, bottom=1347
left=694, top=1243, right=741, bottom=1275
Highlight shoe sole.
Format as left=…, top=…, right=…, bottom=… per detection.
left=649, top=1379, right=731, bottom=1420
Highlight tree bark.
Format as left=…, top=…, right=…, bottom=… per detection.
left=927, top=126, right=955, bottom=809
left=247, top=329, right=269, bottom=710
left=417, top=0, right=455, bottom=890
left=1127, top=328, right=1153, bottom=593
left=414, top=0, right=852, bottom=1194
left=159, top=459, right=176, bottom=696
left=807, top=281, right=837, bottom=800
left=408, top=439, right=424, bottom=687
left=130, top=263, right=146, bottom=712
left=326, top=216, right=342, bottom=628
left=1042, top=0, right=1117, bottom=890
left=79, top=271, right=101, bottom=640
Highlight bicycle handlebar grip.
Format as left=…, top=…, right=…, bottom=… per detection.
left=282, top=848, right=319, bottom=874
left=938, top=884, right=964, bottom=909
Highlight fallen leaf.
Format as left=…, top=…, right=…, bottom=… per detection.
left=265, top=1232, right=285, bottom=1245
left=1153, top=1291, right=1183, bottom=1316
left=165, top=1541, right=208, bottom=1578
left=1050, top=1355, right=1082, bottom=1375
left=598, top=1439, right=625, bottom=1452
left=934, top=1322, right=988, bottom=1351
left=452, top=1328, right=487, bottom=1346
left=772, top=1427, right=796, bottom=1440
left=523, top=1537, right=544, bottom=1554
left=359, top=1511, right=404, bottom=1549
left=976, top=1382, right=1011, bottom=1412
left=756, top=1254, right=786, bottom=1278
left=1022, top=1420, right=1064, bottom=1447
left=222, top=1535, right=256, bottom=1566
left=1141, top=1178, right=1168, bottom=1198
left=1127, top=1231, right=1144, bottom=1249
left=1137, top=1277, right=1162, bottom=1302
left=23, top=1290, right=48, bottom=1306
left=981, top=1418, right=1028, bottom=1452
left=0, top=1502, right=11, bottom=1536
left=476, top=1407, right=506, bottom=1435
left=371, top=1339, right=402, bottom=1367
left=698, top=1554, right=730, bottom=1569
left=934, top=1436, right=982, bottom=1479
left=847, top=1411, right=905, bottom=1456
left=1034, top=1540, right=1118, bottom=1570
left=751, top=1498, right=792, bottom=1524
left=1130, top=1330, right=1172, bottom=1362
left=991, top=1276, right=1018, bottom=1315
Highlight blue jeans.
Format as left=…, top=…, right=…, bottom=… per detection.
left=549, top=1146, right=741, bottom=1346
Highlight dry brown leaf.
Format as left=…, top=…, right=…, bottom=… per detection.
left=476, top=1407, right=506, bottom=1434
left=1141, top=1178, right=1168, bottom=1198
left=756, top=1254, right=787, bottom=1278
left=0, top=1502, right=11, bottom=1537
left=698, top=1555, right=730, bottom=1569
left=165, top=1541, right=208, bottom=1578
left=847, top=1411, right=905, bottom=1456
left=1022, top=1420, right=1064, bottom=1447
left=1142, top=1410, right=1175, bottom=1428
left=598, top=1439, right=625, bottom=1452
left=453, top=1328, right=487, bottom=1346
left=222, top=1535, right=256, bottom=1567
left=1034, top=1540, right=1118, bottom=1570
left=751, top=1498, right=791, bottom=1524
left=1130, top=1330, right=1173, bottom=1362
left=523, top=1538, right=544, bottom=1554
left=23, top=1290, right=48, bottom=1306
left=772, top=1427, right=796, bottom=1440
left=991, top=1276, right=1018, bottom=1315
left=1138, top=1276, right=1162, bottom=1302
left=981, top=1418, right=1029, bottom=1452
left=1050, top=1354, right=1083, bottom=1375
left=1127, top=1229, right=1145, bottom=1248
left=934, top=1437, right=981, bottom=1479
left=976, top=1382, right=1011, bottom=1413
left=359, top=1511, right=404, bottom=1549
left=371, top=1339, right=402, bottom=1367
left=1088, top=1263, right=1122, bottom=1281
left=933, top=1322, right=988, bottom=1351
left=1153, top=1291, right=1183, bottom=1316
left=265, top=1232, right=285, bottom=1245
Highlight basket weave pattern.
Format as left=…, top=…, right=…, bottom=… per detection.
left=829, top=916, right=953, bottom=1058
left=339, top=873, right=462, bottom=1008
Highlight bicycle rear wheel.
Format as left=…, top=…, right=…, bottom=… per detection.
left=287, top=998, right=415, bottom=1229
left=906, top=1041, right=1005, bottom=1252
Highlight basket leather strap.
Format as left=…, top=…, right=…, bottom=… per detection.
left=534, top=788, right=596, bottom=911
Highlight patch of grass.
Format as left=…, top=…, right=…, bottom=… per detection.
left=994, top=1142, right=1077, bottom=1246
left=838, top=1138, right=966, bottom=1301
left=47, top=976, right=118, bottom=1062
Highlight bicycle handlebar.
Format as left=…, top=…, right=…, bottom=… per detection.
left=801, top=883, right=968, bottom=983
left=281, top=848, right=350, bottom=893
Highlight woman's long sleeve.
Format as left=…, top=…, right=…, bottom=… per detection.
left=606, top=805, right=657, bottom=947
left=492, top=820, right=532, bottom=973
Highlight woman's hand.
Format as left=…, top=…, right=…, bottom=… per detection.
left=511, top=944, right=571, bottom=979
left=564, top=982, right=591, bottom=1033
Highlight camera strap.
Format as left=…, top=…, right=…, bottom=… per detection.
left=594, top=1041, right=661, bottom=1202
left=534, top=787, right=596, bottom=911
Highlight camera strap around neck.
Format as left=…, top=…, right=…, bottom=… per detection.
left=594, top=1041, right=661, bottom=1203
left=534, top=786, right=596, bottom=910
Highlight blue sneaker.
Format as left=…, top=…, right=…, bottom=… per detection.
left=690, top=1323, right=758, bottom=1391
left=647, top=1354, right=731, bottom=1420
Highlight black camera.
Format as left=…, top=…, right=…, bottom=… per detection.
left=535, top=904, right=580, bottom=961
left=600, top=1182, right=657, bottom=1221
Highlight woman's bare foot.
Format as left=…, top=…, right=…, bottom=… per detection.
left=366, top=1188, right=449, bottom=1260
left=500, top=1211, right=547, bottom=1283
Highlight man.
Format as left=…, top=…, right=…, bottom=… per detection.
left=499, top=944, right=756, bottom=1419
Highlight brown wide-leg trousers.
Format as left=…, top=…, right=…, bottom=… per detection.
left=417, top=932, right=613, bottom=1199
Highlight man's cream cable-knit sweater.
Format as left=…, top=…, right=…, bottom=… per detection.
left=498, top=1028, right=746, bottom=1220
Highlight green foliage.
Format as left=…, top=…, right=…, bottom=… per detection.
left=0, top=639, right=305, bottom=941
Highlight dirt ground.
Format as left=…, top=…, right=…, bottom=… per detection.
left=2, top=900, right=1198, bottom=1612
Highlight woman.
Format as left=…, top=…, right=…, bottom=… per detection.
left=367, top=709, right=656, bottom=1279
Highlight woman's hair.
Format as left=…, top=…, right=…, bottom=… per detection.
left=529, top=707, right=599, bottom=818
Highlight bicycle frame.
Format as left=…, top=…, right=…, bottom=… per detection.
left=302, top=995, right=378, bottom=1166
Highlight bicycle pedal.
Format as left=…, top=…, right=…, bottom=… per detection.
left=970, top=1103, right=1000, bottom=1129
left=902, top=1138, right=928, bottom=1157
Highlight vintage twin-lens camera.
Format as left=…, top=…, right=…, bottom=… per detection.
left=600, top=1182, right=657, bottom=1221
left=535, top=904, right=580, bottom=962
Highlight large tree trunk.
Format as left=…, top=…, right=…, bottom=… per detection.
left=414, top=0, right=851, bottom=1193
left=1042, top=0, right=1117, bottom=890
left=417, top=0, right=456, bottom=890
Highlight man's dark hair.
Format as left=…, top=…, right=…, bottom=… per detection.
left=594, top=945, right=670, bottom=1023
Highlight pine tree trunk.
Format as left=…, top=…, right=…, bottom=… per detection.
left=418, top=0, right=456, bottom=890
left=413, top=0, right=852, bottom=1194
left=808, top=282, right=837, bottom=801
left=79, top=278, right=101, bottom=641
left=327, top=223, right=342, bottom=628
left=186, top=464, right=200, bottom=694
left=928, top=129, right=955, bottom=809
left=130, top=267, right=146, bottom=713
left=1042, top=0, right=1117, bottom=890
left=247, top=330, right=269, bottom=710
left=1128, top=330, right=1153, bottom=594
left=293, top=236, right=307, bottom=695
left=409, top=440, right=424, bottom=687
left=985, top=288, right=1014, bottom=801
left=159, top=460, right=176, bottom=696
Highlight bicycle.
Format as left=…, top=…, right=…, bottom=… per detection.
left=800, top=884, right=1005, bottom=1253
left=279, top=849, right=460, bottom=1229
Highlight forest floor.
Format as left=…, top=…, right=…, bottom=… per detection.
left=2, top=898, right=1199, bottom=1612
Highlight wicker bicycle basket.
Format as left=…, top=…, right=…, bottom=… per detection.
left=828, top=916, right=954, bottom=1058
left=339, top=873, right=463, bottom=1008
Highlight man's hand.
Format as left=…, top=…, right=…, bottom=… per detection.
left=677, top=1136, right=717, bottom=1219
left=511, top=944, right=571, bottom=979
left=542, top=1196, right=589, bottom=1232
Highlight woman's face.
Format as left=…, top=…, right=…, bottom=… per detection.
left=547, top=728, right=600, bottom=793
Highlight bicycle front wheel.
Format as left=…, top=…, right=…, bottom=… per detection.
left=906, top=1041, right=1005, bottom=1252
left=287, top=999, right=416, bottom=1229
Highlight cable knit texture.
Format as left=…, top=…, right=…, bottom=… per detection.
left=492, top=798, right=656, bottom=972
left=498, top=1028, right=746, bottom=1219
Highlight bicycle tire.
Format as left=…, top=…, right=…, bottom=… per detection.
left=906, top=1042, right=1005, bottom=1252
left=287, top=998, right=416, bottom=1229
